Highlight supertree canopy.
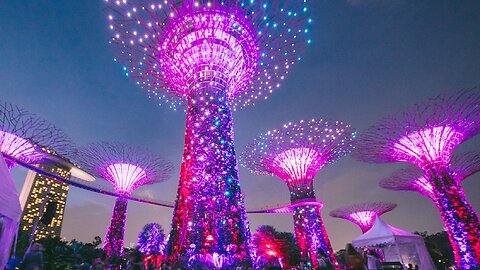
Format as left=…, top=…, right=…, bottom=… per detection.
left=380, top=151, right=480, bottom=200
left=353, top=89, right=480, bottom=269
left=137, top=223, right=166, bottom=256
left=77, top=142, right=173, bottom=258
left=102, top=0, right=312, bottom=266
left=0, top=100, right=75, bottom=169
left=329, top=202, right=397, bottom=233
left=241, top=118, right=356, bottom=268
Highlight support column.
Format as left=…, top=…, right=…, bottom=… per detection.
left=431, top=170, right=480, bottom=269
left=104, top=197, right=128, bottom=258
left=167, top=83, right=251, bottom=267
left=290, top=186, right=337, bottom=269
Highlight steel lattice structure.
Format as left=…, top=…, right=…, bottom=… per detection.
left=380, top=151, right=480, bottom=200
left=241, top=118, right=356, bottom=268
left=0, top=100, right=75, bottom=169
left=77, top=142, right=173, bottom=258
left=353, top=89, right=480, bottom=269
left=329, top=202, right=397, bottom=233
left=102, top=0, right=312, bottom=266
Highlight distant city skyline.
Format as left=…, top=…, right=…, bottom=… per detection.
left=1, top=0, right=479, bottom=251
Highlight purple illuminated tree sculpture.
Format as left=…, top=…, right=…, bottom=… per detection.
left=241, top=119, right=356, bottom=268
left=0, top=101, right=75, bottom=169
left=329, top=202, right=397, bottom=233
left=77, top=142, right=173, bottom=258
left=380, top=151, right=480, bottom=201
left=102, top=0, right=312, bottom=266
left=353, top=90, right=480, bottom=269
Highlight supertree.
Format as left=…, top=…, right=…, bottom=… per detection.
left=380, top=151, right=480, bottom=201
left=0, top=100, right=75, bottom=169
left=329, top=202, right=397, bottom=233
left=241, top=119, right=356, bottom=268
left=102, top=0, right=312, bottom=266
left=352, top=89, right=480, bottom=269
left=77, top=142, right=173, bottom=258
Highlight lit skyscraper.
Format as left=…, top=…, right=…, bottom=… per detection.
left=19, top=164, right=71, bottom=240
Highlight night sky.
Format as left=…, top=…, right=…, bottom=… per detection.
left=1, top=0, right=479, bottom=251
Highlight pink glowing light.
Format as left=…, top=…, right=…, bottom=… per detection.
left=354, top=90, right=480, bottom=269
left=105, top=0, right=312, bottom=110
left=0, top=131, right=42, bottom=166
left=159, top=11, right=259, bottom=101
left=242, top=119, right=355, bottom=268
left=413, top=176, right=435, bottom=199
left=241, top=119, right=356, bottom=191
left=105, top=163, right=147, bottom=195
left=247, top=199, right=323, bottom=214
left=330, top=202, right=397, bottom=233
left=393, top=126, right=463, bottom=170
left=349, top=211, right=376, bottom=230
left=273, top=148, right=321, bottom=182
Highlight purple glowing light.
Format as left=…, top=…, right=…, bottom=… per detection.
left=241, top=119, right=356, bottom=191
left=103, top=1, right=312, bottom=266
left=0, top=101, right=76, bottom=168
left=349, top=211, right=376, bottom=230
left=241, top=119, right=356, bottom=268
left=0, top=131, right=42, bottom=167
left=330, top=202, right=397, bottom=233
left=247, top=199, right=323, bottom=214
left=273, top=148, right=321, bottom=182
left=393, top=126, right=463, bottom=170
left=77, top=142, right=172, bottom=258
left=158, top=11, right=259, bottom=101
left=381, top=151, right=480, bottom=200
left=354, top=89, right=480, bottom=269
left=412, top=176, right=435, bottom=199
left=77, top=142, right=172, bottom=195
left=104, top=0, right=312, bottom=110
left=105, top=163, right=147, bottom=195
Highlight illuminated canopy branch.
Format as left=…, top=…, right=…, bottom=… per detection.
left=329, top=202, right=397, bottom=233
left=105, top=0, right=312, bottom=110
left=380, top=151, right=480, bottom=199
left=353, top=89, right=480, bottom=172
left=77, top=142, right=173, bottom=195
left=0, top=100, right=76, bottom=167
left=354, top=89, right=480, bottom=269
left=241, top=118, right=356, bottom=191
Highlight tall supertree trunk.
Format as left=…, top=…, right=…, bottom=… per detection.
left=167, top=83, right=251, bottom=267
left=104, top=197, right=128, bottom=258
left=290, top=186, right=337, bottom=269
left=431, top=170, right=480, bottom=269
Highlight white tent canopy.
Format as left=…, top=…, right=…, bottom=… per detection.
left=0, top=154, right=22, bottom=269
left=352, top=215, right=436, bottom=270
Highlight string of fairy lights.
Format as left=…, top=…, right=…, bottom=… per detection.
left=75, top=142, right=173, bottom=257
left=354, top=89, right=480, bottom=269
left=240, top=118, right=356, bottom=268
left=1, top=0, right=479, bottom=268
left=105, top=0, right=312, bottom=111
left=104, top=0, right=313, bottom=267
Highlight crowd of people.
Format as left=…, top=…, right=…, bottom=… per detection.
left=5, top=242, right=425, bottom=270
